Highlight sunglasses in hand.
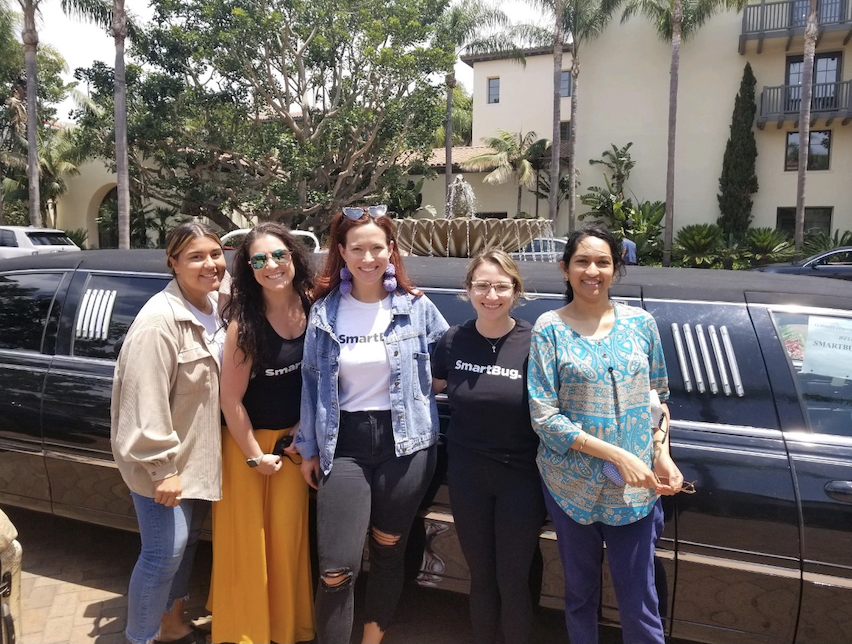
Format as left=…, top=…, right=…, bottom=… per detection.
left=657, top=476, right=697, bottom=494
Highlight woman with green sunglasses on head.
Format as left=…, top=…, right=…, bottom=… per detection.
left=209, top=221, right=316, bottom=644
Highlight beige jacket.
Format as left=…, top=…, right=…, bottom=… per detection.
left=110, top=280, right=222, bottom=500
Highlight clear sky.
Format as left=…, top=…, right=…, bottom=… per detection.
left=37, top=0, right=533, bottom=121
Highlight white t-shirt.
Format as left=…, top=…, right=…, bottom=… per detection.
left=336, top=293, right=393, bottom=411
left=187, top=295, right=226, bottom=367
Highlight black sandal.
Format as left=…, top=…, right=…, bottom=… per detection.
left=153, top=625, right=207, bottom=644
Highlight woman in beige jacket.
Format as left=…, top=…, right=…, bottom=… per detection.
left=111, top=222, right=226, bottom=644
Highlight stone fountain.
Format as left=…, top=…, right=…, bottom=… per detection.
left=396, top=175, right=555, bottom=258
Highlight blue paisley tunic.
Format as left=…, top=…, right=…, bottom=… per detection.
left=527, top=303, right=669, bottom=526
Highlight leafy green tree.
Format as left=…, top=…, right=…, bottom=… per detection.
left=77, top=0, right=453, bottom=232
left=589, top=141, right=634, bottom=199
left=622, top=0, right=747, bottom=265
left=460, top=129, right=550, bottom=217
left=717, top=63, right=758, bottom=238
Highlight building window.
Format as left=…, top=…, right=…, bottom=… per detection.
left=487, top=78, right=500, bottom=104
left=776, top=207, right=832, bottom=237
left=785, top=131, right=831, bottom=170
left=560, top=121, right=570, bottom=140
left=560, top=71, right=572, bottom=98
left=785, top=52, right=841, bottom=112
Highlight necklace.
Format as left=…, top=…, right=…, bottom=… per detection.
left=483, top=335, right=502, bottom=354
left=476, top=319, right=515, bottom=354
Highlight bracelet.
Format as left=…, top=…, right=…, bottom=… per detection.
left=577, top=432, right=589, bottom=452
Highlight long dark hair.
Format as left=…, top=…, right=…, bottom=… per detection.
left=315, top=211, right=417, bottom=300
left=561, top=225, right=626, bottom=303
left=222, top=222, right=316, bottom=373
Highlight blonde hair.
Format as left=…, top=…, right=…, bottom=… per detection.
left=165, top=221, right=222, bottom=275
left=464, top=248, right=525, bottom=297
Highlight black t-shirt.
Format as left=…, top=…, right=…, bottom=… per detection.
left=241, top=319, right=304, bottom=430
left=432, top=318, right=539, bottom=469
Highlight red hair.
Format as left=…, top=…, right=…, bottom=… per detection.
left=315, top=213, right=418, bottom=300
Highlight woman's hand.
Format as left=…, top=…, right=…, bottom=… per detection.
left=653, top=451, right=684, bottom=496
left=256, top=454, right=282, bottom=476
left=154, top=474, right=182, bottom=507
left=301, top=455, right=320, bottom=490
left=611, top=451, right=659, bottom=490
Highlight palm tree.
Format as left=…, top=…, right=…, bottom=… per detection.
left=518, top=0, right=621, bottom=231
left=435, top=0, right=522, bottom=210
left=61, top=0, right=131, bottom=249
left=0, top=0, right=24, bottom=225
left=38, top=125, right=84, bottom=228
left=432, top=84, right=473, bottom=148
left=622, top=0, right=746, bottom=265
left=794, top=0, right=818, bottom=252
left=460, top=129, right=550, bottom=217
left=18, top=0, right=41, bottom=227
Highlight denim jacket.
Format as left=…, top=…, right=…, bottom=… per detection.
left=295, top=287, right=449, bottom=475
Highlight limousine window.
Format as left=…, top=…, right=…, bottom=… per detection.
left=73, top=274, right=170, bottom=359
left=774, top=310, right=852, bottom=437
left=0, top=272, right=63, bottom=352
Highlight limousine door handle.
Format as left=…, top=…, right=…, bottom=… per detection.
left=825, top=481, right=852, bottom=503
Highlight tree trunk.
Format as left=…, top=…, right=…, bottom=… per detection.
left=444, top=73, right=455, bottom=218
left=795, top=0, right=818, bottom=252
left=548, top=0, right=564, bottom=226
left=662, top=0, right=683, bottom=267
left=516, top=185, right=522, bottom=218
left=21, top=0, right=40, bottom=227
left=112, top=0, right=131, bottom=249
left=568, top=51, right=578, bottom=234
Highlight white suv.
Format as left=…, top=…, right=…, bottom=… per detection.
left=0, top=226, right=81, bottom=259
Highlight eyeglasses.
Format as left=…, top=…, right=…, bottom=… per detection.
left=470, top=281, right=514, bottom=295
left=657, top=477, right=697, bottom=494
left=342, top=204, right=389, bottom=220
left=248, top=248, right=291, bottom=270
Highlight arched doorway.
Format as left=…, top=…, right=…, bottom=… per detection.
left=97, top=188, right=119, bottom=248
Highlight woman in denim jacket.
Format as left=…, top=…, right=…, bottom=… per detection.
left=295, top=206, right=448, bottom=644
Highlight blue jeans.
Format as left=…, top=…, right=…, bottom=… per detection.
left=543, top=486, right=665, bottom=644
left=126, top=492, right=209, bottom=644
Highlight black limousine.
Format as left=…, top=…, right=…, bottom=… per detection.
left=1, top=250, right=851, bottom=644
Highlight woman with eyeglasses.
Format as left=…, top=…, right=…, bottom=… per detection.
left=295, top=205, right=449, bottom=644
left=209, top=222, right=316, bottom=644
left=527, top=225, right=684, bottom=644
left=431, top=249, right=545, bottom=644
left=112, top=222, right=226, bottom=644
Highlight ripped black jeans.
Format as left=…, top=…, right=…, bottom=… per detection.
left=315, top=410, right=437, bottom=644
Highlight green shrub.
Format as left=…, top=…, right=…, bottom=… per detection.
left=674, top=224, right=722, bottom=268
left=745, top=227, right=794, bottom=266
left=65, top=228, right=89, bottom=250
left=803, top=230, right=852, bottom=256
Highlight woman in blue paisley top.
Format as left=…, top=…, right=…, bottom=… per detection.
left=527, top=225, right=684, bottom=644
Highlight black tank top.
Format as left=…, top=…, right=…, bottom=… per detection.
left=241, top=319, right=304, bottom=430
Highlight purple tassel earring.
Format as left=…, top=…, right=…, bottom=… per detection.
left=383, top=263, right=397, bottom=292
left=340, top=266, right=353, bottom=295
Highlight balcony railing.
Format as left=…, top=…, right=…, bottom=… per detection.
left=740, top=0, right=852, bottom=52
left=759, top=80, right=852, bottom=127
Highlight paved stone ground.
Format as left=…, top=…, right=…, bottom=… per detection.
left=4, top=505, right=627, bottom=644
left=5, top=506, right=212, bottom=644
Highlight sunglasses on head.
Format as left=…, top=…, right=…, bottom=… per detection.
left=248, top=248, right=291, bottom=271
left=341, top=204, right=389, bottom=220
